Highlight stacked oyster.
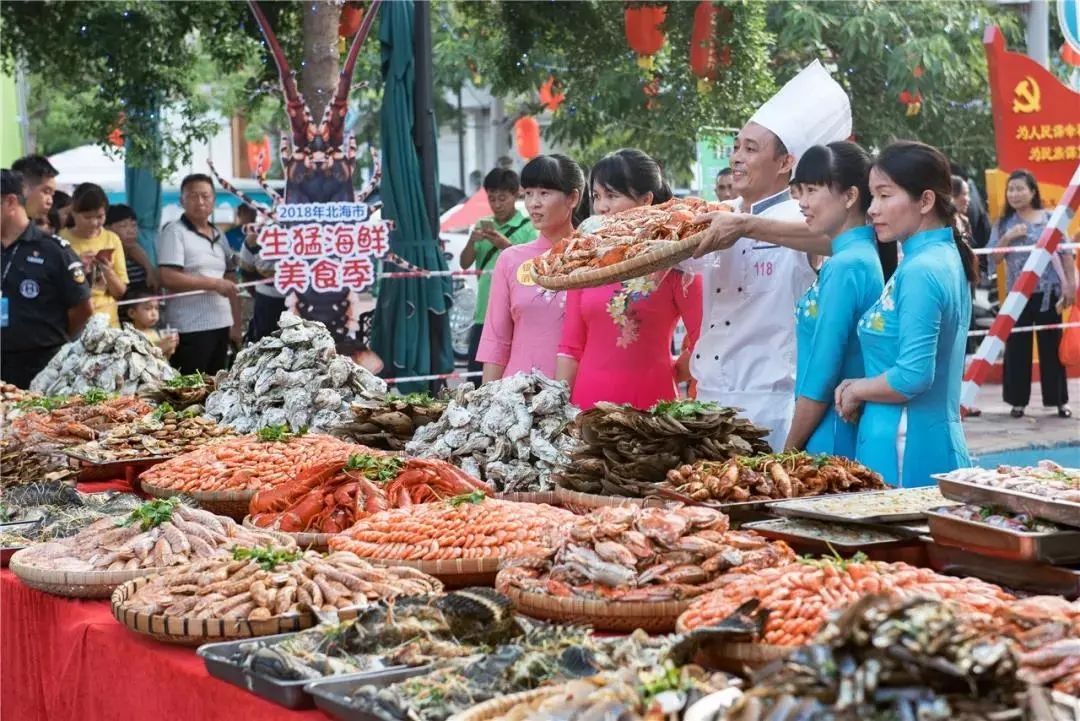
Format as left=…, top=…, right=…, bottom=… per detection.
left=204, top=313, right=386, bottom=433
left=30, top=314, right=177, bottom=395
left=405, top=373, right=578, bottom=493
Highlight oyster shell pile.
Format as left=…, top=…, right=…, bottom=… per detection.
left=204, top=313, right=386, bottom=433
left=332, top=393, right=447, bottom=451
left=556, top=400, right=772, bottom=497
left=405, top=373, right=578, bottom=493
left=29, top=314, right=177, bottom=396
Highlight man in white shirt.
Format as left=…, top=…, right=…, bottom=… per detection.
left=686, top=61, right=852, bottom=450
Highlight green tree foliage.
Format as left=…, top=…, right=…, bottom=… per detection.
left=447, top=0, right=775, bottom=177
left=767, top=0, right=1024, bottom=175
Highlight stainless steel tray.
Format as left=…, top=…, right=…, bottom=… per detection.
left=743, top=518, right=918, bottom=553
left=197, top=632, right=419, bottom=710
left=64, top=449, right=174, bottom=469
left=0, top=546, right=25, bottom=567
left=935, top=476, right=1080, bottom=529
left=926, top=542, right=1080, bottom=599
left=770, top=487, right=955, bottom=524
left=305, top=667, right=436, bottom=721
left=925, top=507, right=1080, bottom=564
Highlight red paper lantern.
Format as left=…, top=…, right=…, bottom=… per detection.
left=514, top=116, right=541, bottom=160
left=539, top=76, right=565, bottom=112
left=339, top=3, right=362, bottom=37
left=625, top=4, right=667, bottom=69
left=107, top=112, right=125, bottom=147
left=689, top=1, right=730, bottom=88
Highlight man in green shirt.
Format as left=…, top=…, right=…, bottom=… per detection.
left=459, top=167, right=537, bottom=374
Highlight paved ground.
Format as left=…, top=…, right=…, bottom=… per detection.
left=963, top=378, right=1080, bottom=455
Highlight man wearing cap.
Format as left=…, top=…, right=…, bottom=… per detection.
left=0, top=169, right=93, bottom=389
left=686, top=61, right=852, bottom=450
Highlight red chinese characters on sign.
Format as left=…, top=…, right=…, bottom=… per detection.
left=356, top=222, right=389, bottom=256
left=329, top=224, right=357, bottom=256
left=984, top=26, right=1080, bottom=186
left=275, top=259, right=310, bottom=293
left=310, top=258, right=343, bottom=292
left=342, top=257, right=374, bottom=291
left=291, top=224, right=325, bottom=258
left=258, top=225, right=291, bottom=260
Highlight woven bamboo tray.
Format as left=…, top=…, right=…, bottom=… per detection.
left=554, top=487, right=668, bottom=514
left=112, top=575, right=317, bottom=646
left=8, top=548, right=159, bottom=598
left=241, top=516, right=332, bottom=552
left=140, top=481, right=254, bottom=521
left=533, top=231, right=706, bottom=291
left=449, top=687, right=564, bottom=721
left=497, top=576, right=689, bottom=633
left=495, top=491, right=561, bottom=506
left=354, top=554, right=501, bottom=589
left=692, top=640, right=794, bottom=673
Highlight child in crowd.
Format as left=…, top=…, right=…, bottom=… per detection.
left=121, top=289, right=178, bottom=359
left=106, top=204, right=158, bottom=293
left=59, top=183, right=128, bottom=326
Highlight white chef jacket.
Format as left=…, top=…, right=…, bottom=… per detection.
left=686, top=189, right=817, bottom=450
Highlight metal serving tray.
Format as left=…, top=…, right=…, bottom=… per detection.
left=925, top=506, right=1080, bottom=565
left=926, top=543, right=1080, bottom=599
left=935, top=476, right=1080, bottom=529
left=743, top=518, right=918, bottom=552
left=305, top=667, right=436, bottom=721
left=197, top=632, right=420, bottom=710
left=770, top=487, right=955, bottom=524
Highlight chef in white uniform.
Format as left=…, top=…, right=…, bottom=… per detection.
left=687, top=61, right=852, bottom=450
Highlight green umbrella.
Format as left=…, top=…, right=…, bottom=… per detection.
left=371, top=0, right=453, bottom=394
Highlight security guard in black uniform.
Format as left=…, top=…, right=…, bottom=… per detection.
left=1, top=169, right=93, bottom=389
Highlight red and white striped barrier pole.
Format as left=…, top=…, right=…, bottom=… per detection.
left=961, top=163, right=1080, bottom=409
left=383, top=370, right=482, bottom=385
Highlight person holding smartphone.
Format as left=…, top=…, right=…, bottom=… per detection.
left=60, top=183, right=128, bottom=326
left=460, top=168, right=537, bottom=375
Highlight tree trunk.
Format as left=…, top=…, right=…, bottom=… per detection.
left=301, top=0, right=342, bottom=122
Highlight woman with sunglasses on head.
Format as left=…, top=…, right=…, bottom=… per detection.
left=835, top=141, right=976, bottom=487
left=477, top=154, right=587, bottom=382
left=784, top=142, right=887, bottom=456
left=555, top=149, right=702, bottom=409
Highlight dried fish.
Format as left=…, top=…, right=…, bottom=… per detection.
left=29, top=314, right=177, bottom=395
left=556, top=400, right=772, bottom=497
left=204, top=313, right=386, bottom=433
left=405, top=372, right=578, bottom=492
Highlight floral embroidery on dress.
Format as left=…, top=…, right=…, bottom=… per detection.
left=860, top=276, right=896, bottom=333
left=606, top=273, right=661, bottom=347
left=796, top=282, right=821, bottom=320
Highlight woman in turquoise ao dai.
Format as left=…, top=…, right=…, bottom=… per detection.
left=785, top=142, right=886, bottom=457
left=835, top=142, right=978, bottom=487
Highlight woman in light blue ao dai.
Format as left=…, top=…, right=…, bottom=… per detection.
left=785, top=142, right=889, bottom=457
left=835, top=142, right=977, bottom=487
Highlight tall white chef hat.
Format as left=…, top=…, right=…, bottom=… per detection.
left=748, top=60, right=852, bottom=161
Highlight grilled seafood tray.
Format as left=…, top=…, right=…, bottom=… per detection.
left=926, top=543, right=1080, bottom=599
left=935, top=476, right=1080, bottom=529
left=305, top=668, right=438, bottom=721
left=769, top=487, right=954, bottom=524
left=197, top=633, right=423, bottom=710
left=924, top=507, right=1080, bottom=565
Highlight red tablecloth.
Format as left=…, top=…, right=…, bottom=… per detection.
left=0, top=570, right=327, bottom=721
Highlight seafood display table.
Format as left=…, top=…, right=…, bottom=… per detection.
left=0, top=570, right=325, bottom=721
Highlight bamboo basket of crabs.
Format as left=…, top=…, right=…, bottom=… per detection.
left=245, top=453, right=494, bottom=550
left=532, top=197, right=729, bottom=291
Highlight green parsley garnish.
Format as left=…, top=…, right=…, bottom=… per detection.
left=232, top=545, right=302, bottom=571
left=448, top=489, right=486, bottom=507
left=649, top=399, right=721, bottom=418
left=164, top=372, right=207, bottom=389
left=256, top=424, right=309, bottom=442
left=344, top=453, right=404, bottom=481
left=118, top=497, right=181, bottom=531
left=80, top=388, right=111, bottom=405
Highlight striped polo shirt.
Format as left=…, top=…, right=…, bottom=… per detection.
left=156, top=215, right=234, bottom=333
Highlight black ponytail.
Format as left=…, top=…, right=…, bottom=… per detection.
left=873, top=141, right=979, bottom=286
